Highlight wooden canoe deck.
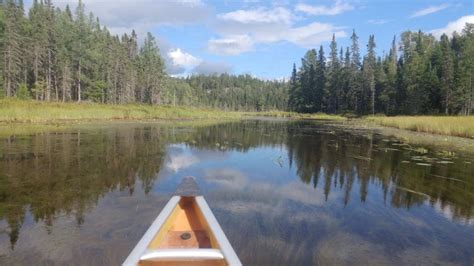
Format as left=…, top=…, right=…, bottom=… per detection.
left=148, top=197, right=212, bottom=249
left=125, top=177, right=241, bottom=266
left=138, top=197, right=226, bottom=266
left=157, top=230, right=211, bottom=249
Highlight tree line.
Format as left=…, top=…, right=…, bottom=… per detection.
left=289, top=26, right=474, bottom=115
left=0, top=0, right=288, bottom=111
left=171, top=74, right=288, bottom=111
left=1, top=0, right=473, bottom=115
left=1, top=0, right=166, bottom=104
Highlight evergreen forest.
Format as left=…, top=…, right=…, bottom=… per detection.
left=1, top=0, right=473, bottom=114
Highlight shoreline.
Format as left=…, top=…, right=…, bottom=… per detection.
left=1, top=99, right=473, bottom=141
left=334, top=120, right=474, bottom=155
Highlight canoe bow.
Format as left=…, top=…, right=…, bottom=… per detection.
left=123, top=177, right=242, bottom=266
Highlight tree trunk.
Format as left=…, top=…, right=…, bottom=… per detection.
left=77, top=57, right=81, bottom=102
left=468, top=75, right=472, bottom=116
left=62, top=67, right=66, bottom=102
left=46, top=49, right=52, bottom=101
left=33, top=49, right=39, bottom=100
left=77, top=42, right=82, bottom=102
left=371, top=88, right=375, bottom=115
left=5, top=45, right=11, bottom=97
left=55, top=74, right=59, bottom=102
left=445, top=89, right=449, bottom=115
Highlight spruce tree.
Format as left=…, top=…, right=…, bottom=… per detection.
left=315, top=45, right=326, bottom=112
left=363, top=35, right=376, bottom=115
left=0, top=2, right=5, bottom=93
left=440, top=34, right=454, bottom=114
left=3, top=0, right=23, bottom=97
left=288, top=63, right=298, bottom=111
left=349, top=30, right=362, bottom=113
left=327, top=34, right=340, bottom=113
left=460, top=24, right=474, bottom=115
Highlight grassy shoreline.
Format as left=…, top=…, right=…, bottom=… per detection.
left=0, top=99, right=244, bottom=123
left=365, top=116, right=474, bottom=139
left=0, top=99, right=346, bottom=124
left=1, top=99, right=473, bottom=139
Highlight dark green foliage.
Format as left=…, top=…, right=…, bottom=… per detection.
left=290, top=27, right=474, bottom=115
left=288, top=64, right=298, bottom=111
left=15, top=83, right=30, bottom=99
left=0, top=0, right=472, bottom=115
left=176, top=74, right=288, bottom=111
left=0, top=0, right=288, bottom=111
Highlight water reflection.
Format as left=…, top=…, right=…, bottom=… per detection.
left=0, top=120, right=473, bottom=265
left=285, top=122, right=474, bottom=222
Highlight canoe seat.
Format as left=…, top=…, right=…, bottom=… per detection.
left=140, top=248, right=224, bottom=261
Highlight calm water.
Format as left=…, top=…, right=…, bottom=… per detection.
left=0, top=120, right=473, bottom=265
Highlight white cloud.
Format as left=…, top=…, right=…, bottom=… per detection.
left=214, top=7, right=294, bottom=44
left=430, top=15, right=474, bottom=38
left=287, top=22, right=347, bottom=48
left=154, top=38, right=188, bottom=75
left=295, top=1, right=354, bottom=16
left=218, top=7, right=293, bottom=24
left=208, top=35, right=254, bottom=55
left=410, top=4, right=450, bottom=18
left=367, top=19, right=392, bottom=25
left=193, top=61, right=233, bottom=75
left=159, top=42, right=232, bottom=75
left=167, top=48, right=202, bottom=68
left=209, top=7, right=347, bottom=55
left=49, top=0, right=210, bottom=36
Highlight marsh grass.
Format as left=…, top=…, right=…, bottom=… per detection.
left=366, top=116, right=474, bottom=139
left=0, top=99, right=243, bottom=123
left=0, top=99, right=347, bottom=124
left=246, top=110, right=347, bottom=120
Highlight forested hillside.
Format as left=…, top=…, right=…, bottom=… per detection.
left=1, top=0, right=473, bottom=115
left=289, top=27, right=474, bottom=115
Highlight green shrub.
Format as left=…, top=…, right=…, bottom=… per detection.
left=16, top=84, right=31, bottom=100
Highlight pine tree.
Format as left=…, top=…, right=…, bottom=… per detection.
left=3, top=0, right=24, bottom=97
left=139, top=32, right=164, bottom=104
left=363, top=35, right=376, bottom=115
left=349, top=30, right=362, bottom=113
left=288, top=63, right=298, bottom=111
left=459, top=23, right=474, bottom=115
left=381, top=36, right=398, bottom=114
left=56, top=4, right=74, bottom=101
left=29, top=0, right=47, bottom=99
left=44, top=0, right=56, bottom=101
left=73, top=0, right=87, bottom=102
left=299, top=49, right=317, bottom=112
left=315, top=45, right=326, bottom=112
left=327, top=34, right=340, bottom=113
left=0, top=2, right=5, bottom=93
left=440, top=34, right=454, bottom=114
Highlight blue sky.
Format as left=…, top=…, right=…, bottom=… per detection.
left=27, top=0, right=474, bottom=79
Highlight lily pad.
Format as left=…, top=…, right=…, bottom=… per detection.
left=416, top=163, right=431, bottom=167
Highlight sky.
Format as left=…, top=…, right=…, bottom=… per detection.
left=26, top=0, right=474, bottom=79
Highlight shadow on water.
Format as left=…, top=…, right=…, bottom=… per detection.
left=0, top=120, right=473, bottom=265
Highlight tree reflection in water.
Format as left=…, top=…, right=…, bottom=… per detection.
left=0, top=120, right=472, bottom=265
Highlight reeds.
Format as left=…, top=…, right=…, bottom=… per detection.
left=0, top=99, right=242, bottom=123
left=366, top=116, right=474, bottom=139
left=0, top=99, right=348, bottom=124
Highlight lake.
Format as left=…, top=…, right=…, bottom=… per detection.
left=0, top=119, right=473, bottom=265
